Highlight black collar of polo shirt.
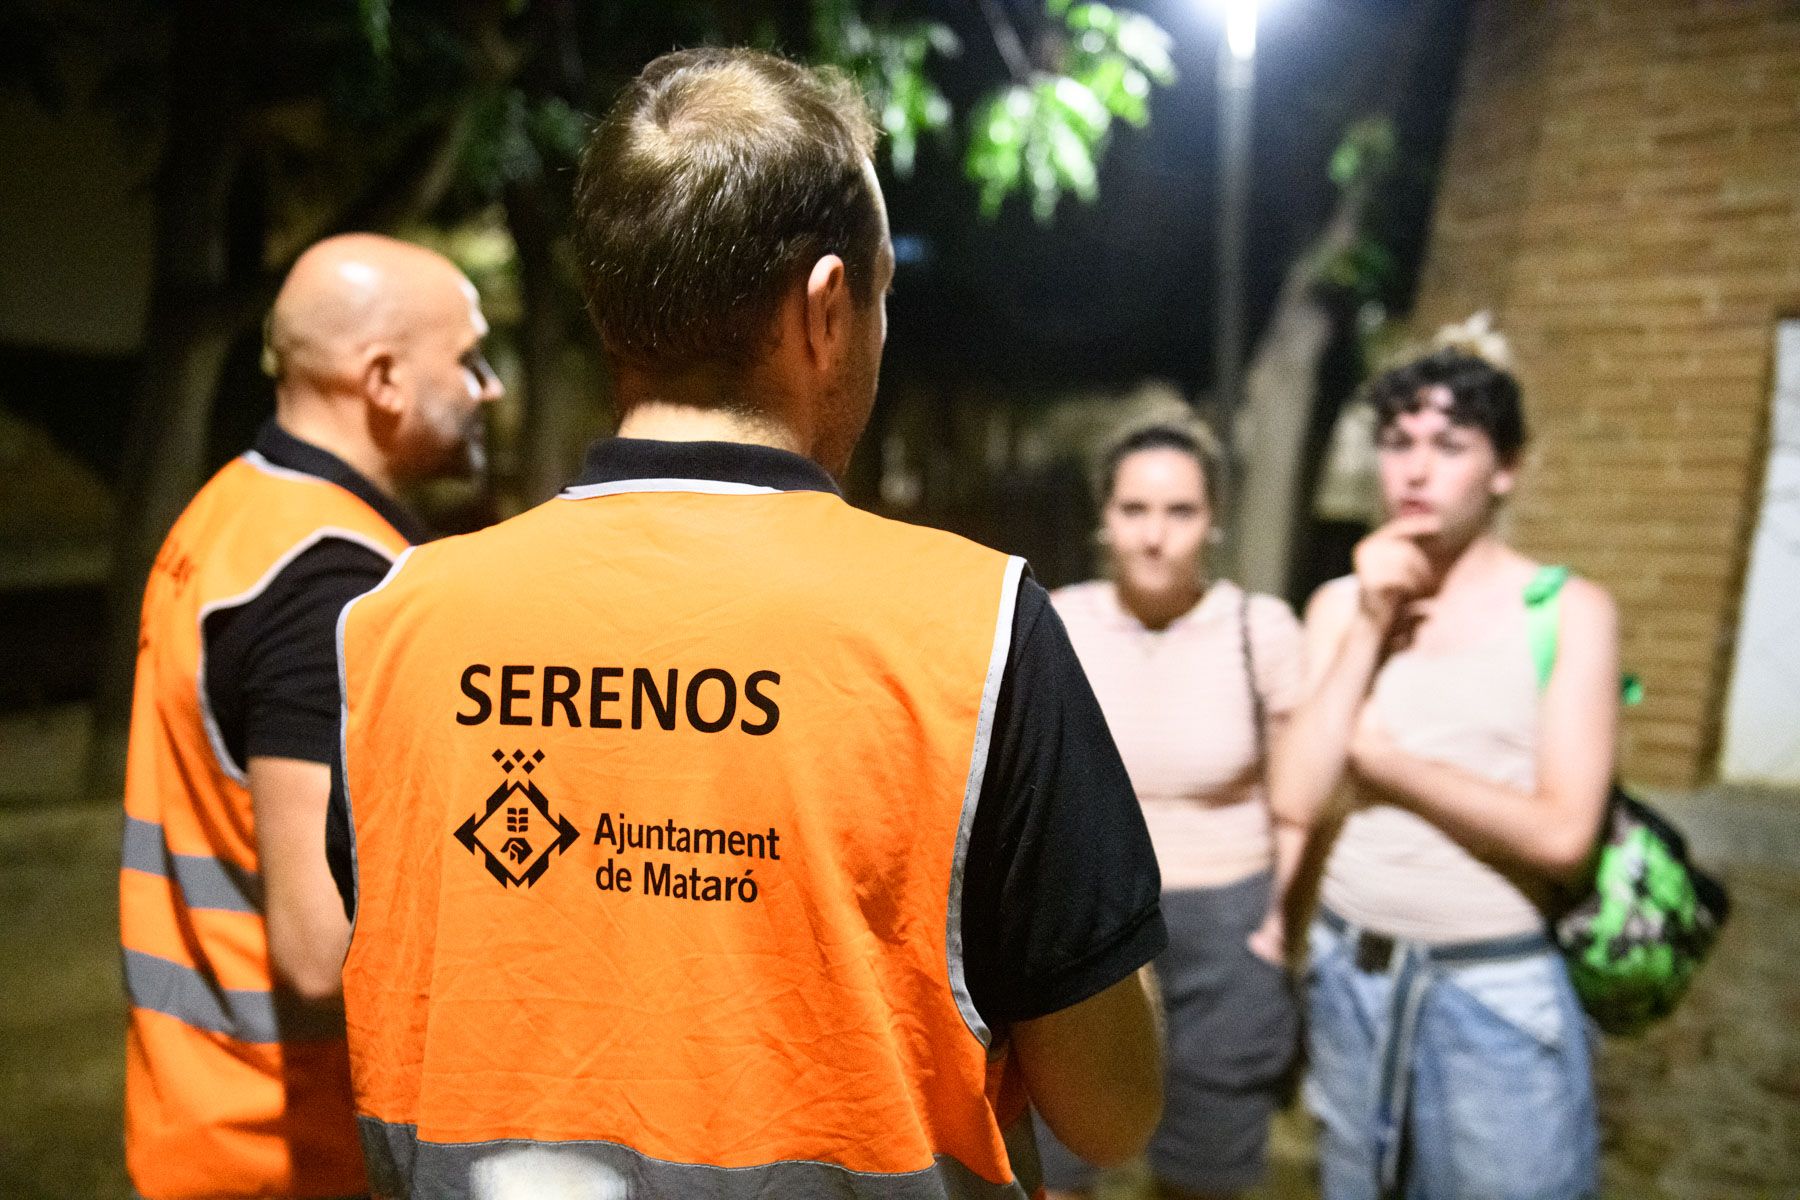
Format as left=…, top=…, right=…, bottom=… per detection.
left=570, top=438, right=842, bottom=496
left=251, top=419, right=430, bottom=544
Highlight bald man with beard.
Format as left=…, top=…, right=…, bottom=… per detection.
left=119, top=234, right=502, bottom=1200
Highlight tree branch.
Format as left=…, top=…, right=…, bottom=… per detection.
left=976, top=0, right=1034, bottom=83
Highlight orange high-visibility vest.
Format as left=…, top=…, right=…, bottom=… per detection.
left=338, top=478, right=1040, bottom=1199
left=122, top=450, right=408, bottom=1199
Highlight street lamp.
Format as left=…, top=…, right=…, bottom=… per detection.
left=1224, top=0, right=1259, bottom=61
left=1209, top=0, right=1261, bottom=434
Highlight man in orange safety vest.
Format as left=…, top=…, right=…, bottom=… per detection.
left=121, top=233, right=503, bottom=1199
left=332, top=49, right=1167, bottom=1199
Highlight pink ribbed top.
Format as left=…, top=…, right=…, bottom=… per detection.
left=1319, top=577, right=1547, bottom=943
left=1052, top=579, right=1305, bottom=891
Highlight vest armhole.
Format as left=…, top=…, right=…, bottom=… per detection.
left=195, top=529, right=401, bottom=785
left=336, top=545, right=418, bottom=937
left=946, top=554, right=1028, bottom=1048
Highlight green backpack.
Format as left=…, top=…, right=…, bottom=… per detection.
left=1524, top=566, right=1730, bottom=1036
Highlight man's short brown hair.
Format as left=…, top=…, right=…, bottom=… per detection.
left=573, top=47, right=881, bottom=374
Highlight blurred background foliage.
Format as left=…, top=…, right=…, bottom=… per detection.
left=0, top=0, right=1461, bottom=784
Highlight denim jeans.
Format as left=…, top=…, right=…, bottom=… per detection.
left=1304, top=915, right=1599, bottom=1200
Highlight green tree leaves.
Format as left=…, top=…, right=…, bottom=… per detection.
left=961, top=2, right=1175, bottom=223
left=357, top=0, right=393, bottom=59
left=1063, top=1, right=1175, bottom=127
left=351, top=0, right=1172, bottom=226
left=813, top=0, right=959, bottom=179
left=1321, top=119, right=1400, bottom=303
left=1328, top=117, right=1398, bottom=190
left=968, top=78, right=1101, bottom=221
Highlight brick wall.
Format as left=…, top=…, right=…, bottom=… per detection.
left=1408, top=0, right=1800, bottom=786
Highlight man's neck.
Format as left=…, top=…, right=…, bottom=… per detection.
left=274, top=403, right=400, bottom=498
left=614, top=401, right=806, bottom=458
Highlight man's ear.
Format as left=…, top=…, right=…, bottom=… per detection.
left=802, top=254, right=850, bottom=368
left=360, top=347, right=403, bottom=417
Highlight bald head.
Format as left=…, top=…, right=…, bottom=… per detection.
left=265, top=234, right=477, bottom=389
left=263, top=233, right=502, bottom=491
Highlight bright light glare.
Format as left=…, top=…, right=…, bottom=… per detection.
left=1224, top=0, right=1259, bottom=61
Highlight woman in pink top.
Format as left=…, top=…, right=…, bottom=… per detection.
left=1035, top=419, right=1308, bottom=1200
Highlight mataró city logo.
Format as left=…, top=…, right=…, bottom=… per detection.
left=454, top=748, right=579, bottom=889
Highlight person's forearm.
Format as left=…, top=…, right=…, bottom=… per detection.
left=1360, top=750, right=1599, bottom=880
left=1246, top=811, right=1308, bottom=963
left=1014, top=969, right=1164, bottom=1166
left=1273, top=609, right=1389, bottom=827
left=1269, top=817, right=1307, bottom=912
left=249, top=756, right=353, bottom=1003
left=1247, top=815, right=1310, bottom=960
left=265, top=903, right=351, bottom=1003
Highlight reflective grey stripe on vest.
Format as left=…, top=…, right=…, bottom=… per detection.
left=358, top=1116, right=1034, bottom=1200
left=123, top=949, right=345, bottom=1045
left=946, top=555, right=1025, bottom=1048
left=999, top=1108, right=1042, bottom=1199
left=121, top=815, right=263, bottom=914
left=558, top=478, right=781, bottom=499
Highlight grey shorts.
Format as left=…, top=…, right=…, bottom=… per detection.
left=1034, top=870, right=1299, bottom=1195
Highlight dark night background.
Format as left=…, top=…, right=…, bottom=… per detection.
left=0, top=0, right=1468, bottom=499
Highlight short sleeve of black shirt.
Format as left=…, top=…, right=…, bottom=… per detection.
left=960, top=576, right=1166, bottom=1029
left=202, top=538, right=395, bottom=770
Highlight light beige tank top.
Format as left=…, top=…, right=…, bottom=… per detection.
left=1319, top=582, right=1546, bottom=943
left=1052, top=579, right=1305, bottom=891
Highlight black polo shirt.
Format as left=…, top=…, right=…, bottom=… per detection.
left=328, top=438, right=1164, bottom=1029
left=202, top=420, right=424, bottom=772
